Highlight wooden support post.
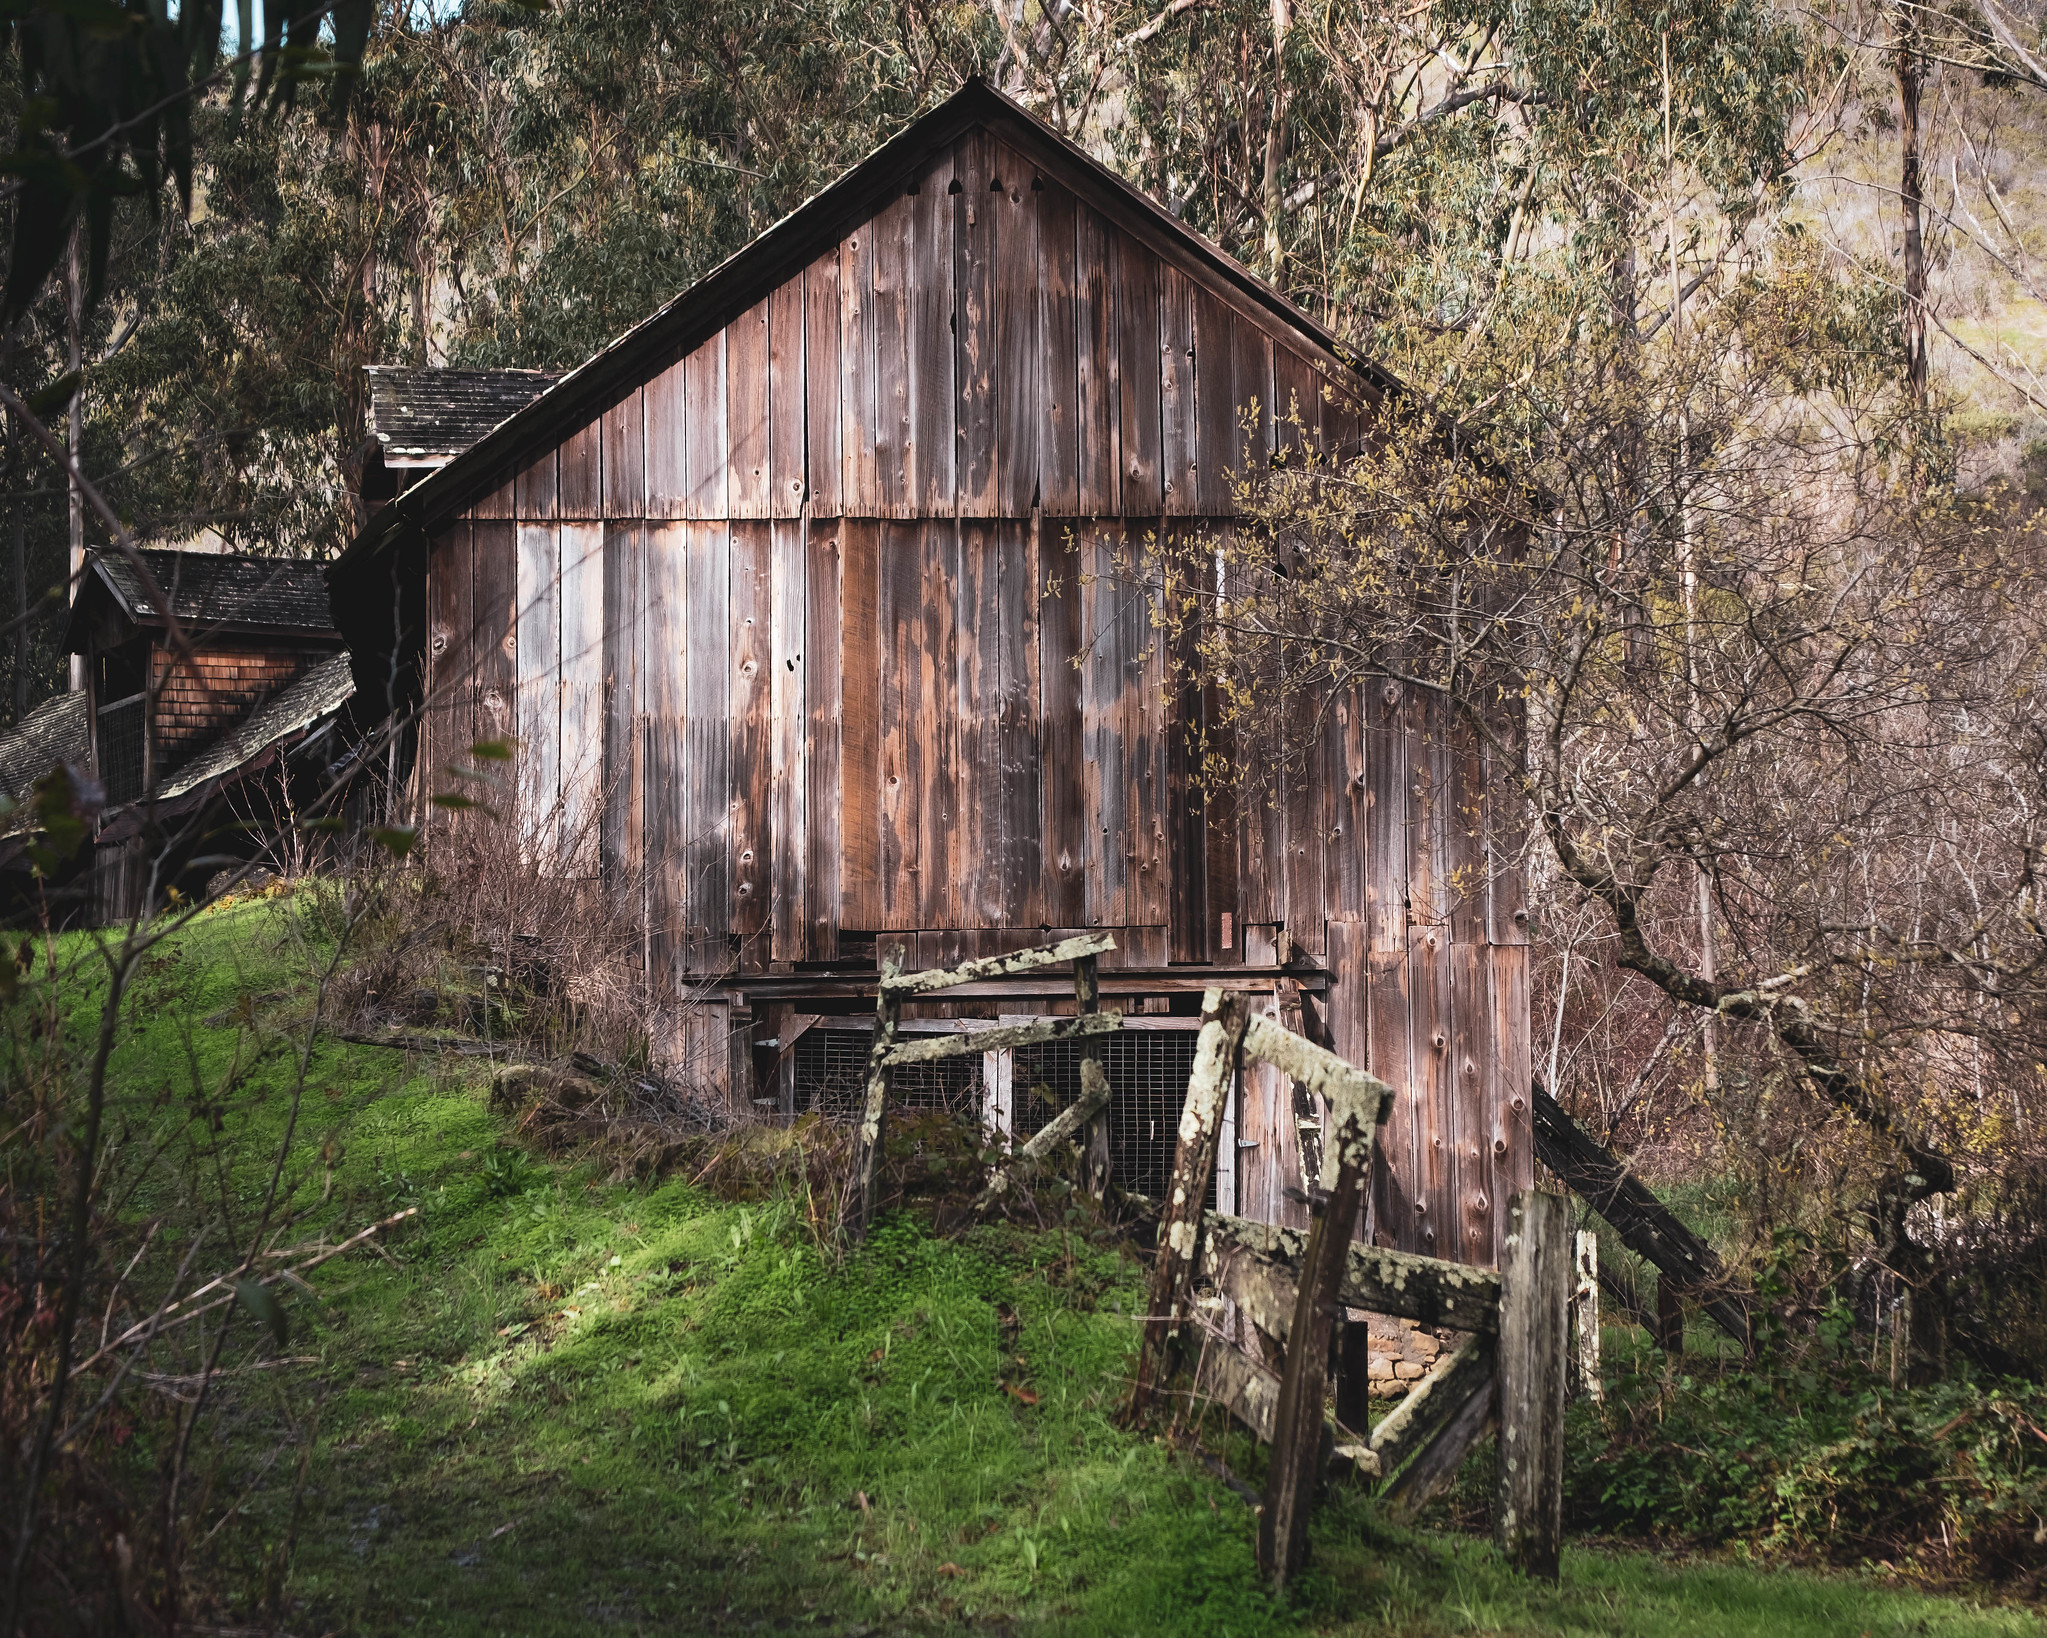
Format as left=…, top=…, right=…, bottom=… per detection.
left=1655, top=1276, right=1685, bottom=1357
left=1335, top=1310, right=1373, bottom=1435
left=843, top=945, right=905, bottom=1246
left=1494, top=1189, right=1571, bottom=1582
left=1076, top=951, right=1110, bottom=1200
left=1573, top=1230, right=1602, bottom=1403
left=974, top=1058, right=1111, bottom=1213
left=1259, top=1058, right=1389, bottom=1591
left=1126, top=987, right=1249, bottom=1426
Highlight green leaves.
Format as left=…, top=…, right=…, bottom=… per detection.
left=2, top=0, right=383, bottom=328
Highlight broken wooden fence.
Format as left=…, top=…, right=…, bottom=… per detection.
left=1126, top=989, right=1579, bottom=1588
left=843, top=932, right=1120, bottom=1245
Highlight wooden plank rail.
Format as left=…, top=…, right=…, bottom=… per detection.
left=1203, top=1215, right=1504, bottom=1336
left=1532, top=1084, right=1750, bottom=1350
left=880, top=931, right=1116, bottom=994
left=1369, top=1333, right=1494, bottom=1484
left=883, top=1011, right=1123, bottom=1065
left=844, top=933, right=1118, bottom=1247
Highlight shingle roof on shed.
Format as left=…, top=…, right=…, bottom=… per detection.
left=366, top=367, right=557, bottom=465
left=81, top=549, right=336, bottom=640
left=0, top=691, right=90, bottom=802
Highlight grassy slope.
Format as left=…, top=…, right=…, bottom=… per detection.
left=74, top=899, right=2047, bottom=1637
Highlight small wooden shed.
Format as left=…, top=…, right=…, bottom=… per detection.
left=328, top=79, right=1532, bottom=1266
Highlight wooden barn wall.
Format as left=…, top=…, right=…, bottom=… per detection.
left=413, top=128, right=1531, bottom=1265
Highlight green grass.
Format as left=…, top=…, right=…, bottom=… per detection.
left=49, top=898, right=2047, bottom=1636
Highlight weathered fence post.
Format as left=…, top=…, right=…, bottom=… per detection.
left=1572, top=1229, right=1601, bottom=1404
left=844, top=945, right=906, bottom=1245
left=1258, top=1069, right=1383, bottom=1590
left=1125, top=987, right=1249, bottom=1425
left=1076, top=950, right=1110, bottom=1201
left=1494, top=1189, right=1571, bottom=1581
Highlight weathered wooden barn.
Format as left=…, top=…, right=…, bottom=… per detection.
left=328, top=79, right=1532, bottom=1266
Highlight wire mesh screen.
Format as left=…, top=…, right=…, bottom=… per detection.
left=1013, top=1029, right=1208, bottom=1207
left=794, top=1026, right=984, bottom=1125
left=98, top=698, right=145, bottom=804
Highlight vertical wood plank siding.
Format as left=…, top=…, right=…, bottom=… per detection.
left=424, top=132, right=1528, bottom=1263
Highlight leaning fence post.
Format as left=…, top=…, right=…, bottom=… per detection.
left=1125, top=987, right=1248, bottom=1426
left=1495, top=1189, right=1571, bottom=1581
left=1258, top=1072, right=1384, bottom=1591
left=843, top=946, right=905, bottom=1246
left=1075, top=950, right=1110, bottom=1201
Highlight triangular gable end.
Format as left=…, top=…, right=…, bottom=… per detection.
left=334, top=79, right=1388, bottom=572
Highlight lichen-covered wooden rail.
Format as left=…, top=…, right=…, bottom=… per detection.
left=1124, top=986, right=1582, bottom=1588
left=843, top=932, right=1119, bottom=1242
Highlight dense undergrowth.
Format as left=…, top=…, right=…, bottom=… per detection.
left=8, top=893, right=2047, bottom=1635
left=1574, top=1338, right=2047, bottom=1586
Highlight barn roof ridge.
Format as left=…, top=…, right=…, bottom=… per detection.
left=328, top=75, right=1400, bottom=592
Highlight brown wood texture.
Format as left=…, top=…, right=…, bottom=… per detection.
left=1365, top=679, right=1408, bottom=951
left=471, top=520, right=517, bottom=777
left=805, top=522, right=844, bottom=958
left=424, top=521, right=474, bottom=824
left=952, top=129, right=998, bottom=519
left=1038, top=176, right=1081, bottom=515
left=514, top=522, right=559, bottom=852
left=558, top=521, right=606, bottom=872
left=645, top=360, right=688, bottom=519
left=1075, top=205, right=1120, bottom=516
left=1260, top=1137, right=1370, bottom=1589
left=684, top=333, right=728, bottom=520
left=770, top=519, right=808, bottom=963
left=905, top=153, right=955, bottom=515
left=767, top=277, right=806, bottom=520
left=600, top=520, right=643, bottom=890
left=1451, top=940, right=1494, bottom=1265
left=515, top=449, right=557, bottom=521
left=1039, top=515, right=1086, bottom=928
left=643, top=522, right=690, bottom=985
left=558, top=418, right=601, bottom=520
left=727, top=298, right=772, bottom=519
left=803, top=256, right=842, bottom=515
left=838, top=519, right=882, bottom=930
left=1410, top=928, right=1454, bottom=1261
left=840, top=226, right=879, bottom=512
left=1495, top=1189, right=1571, bottom=1581
left=959, top=517, right=1040, bottom=925
left=602, top=390, right=645, bottom=519
left=682, top=521, right=732, bottom=969
left=991, top=145, right=1041, bottom=516
left=401, top=143, right=1528, bottom=1201
left=729, top=521, right=772, bottom=950
left=1159, top=264, right=1196, bottom=515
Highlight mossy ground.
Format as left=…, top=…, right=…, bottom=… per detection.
left=52, top=898, right=2047, bottom=1636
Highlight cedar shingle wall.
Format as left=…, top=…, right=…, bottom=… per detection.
left=151, top=647, right=308, bottom=761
